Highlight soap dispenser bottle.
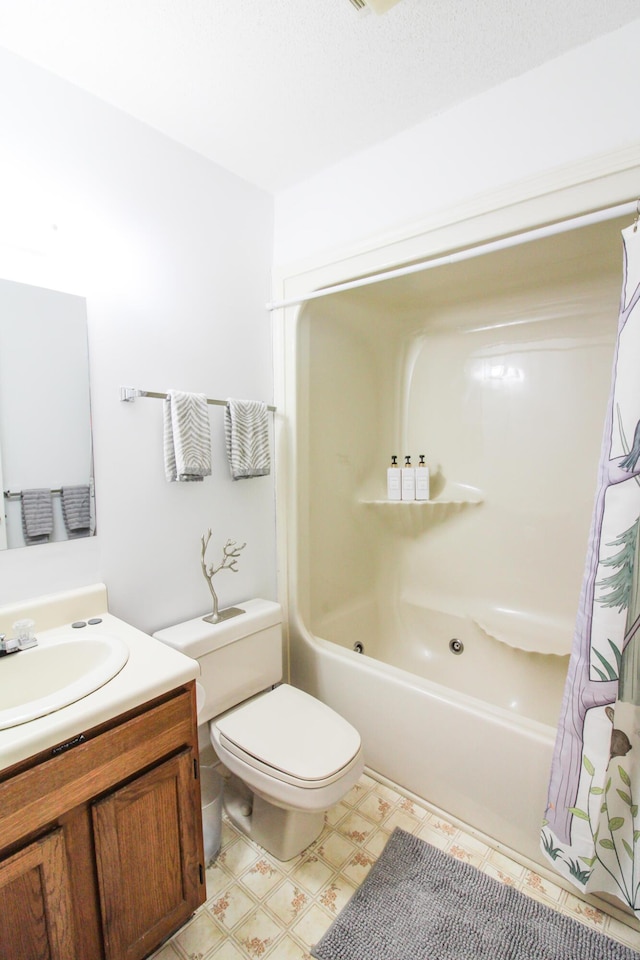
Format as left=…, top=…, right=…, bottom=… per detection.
left=401, top=455, right=416, bottom=501
left=416, top=454, right=430, bottom=500
left=387, top=455, right=401, bottom=500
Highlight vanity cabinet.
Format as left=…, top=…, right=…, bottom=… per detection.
left=0, top=682, right=206, bottom=960
left=93, top=750, right=202, bottom=960
left=0, top=828, right=77, bottom=960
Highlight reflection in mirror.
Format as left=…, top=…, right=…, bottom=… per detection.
left=0, top=279, right=95, bottom=550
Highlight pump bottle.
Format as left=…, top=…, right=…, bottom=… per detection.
left=387, top=455, right=401, bottom=500
left=416, top=454, right=430, bottom=500
left=401, top=455, right=416, bottom=501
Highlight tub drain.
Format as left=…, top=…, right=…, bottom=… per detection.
left=353, top=641, right=364, bottom=654
left=449, top=638, right=464, bottom=655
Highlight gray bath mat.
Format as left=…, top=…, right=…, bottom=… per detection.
left=311, top=828, right=640, bottom=960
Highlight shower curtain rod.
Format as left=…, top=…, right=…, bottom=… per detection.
left=266, top=199, right=638, bottom=312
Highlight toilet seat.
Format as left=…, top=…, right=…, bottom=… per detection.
left=212, top=683, right=362, bottom=789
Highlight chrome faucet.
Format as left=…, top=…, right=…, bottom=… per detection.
left=0, top=634, right=19, bottom=656
left=0, top=619, right=38, bottom=656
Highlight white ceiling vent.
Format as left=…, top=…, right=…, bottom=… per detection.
left=348, top=0, right=405, bottom=14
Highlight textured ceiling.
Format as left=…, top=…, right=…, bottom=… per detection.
left=0, top=0, right=638, bottom=192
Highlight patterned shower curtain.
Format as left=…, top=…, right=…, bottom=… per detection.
left=542, top=221, right=640, bottom=914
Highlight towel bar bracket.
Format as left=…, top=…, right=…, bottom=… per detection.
left=121, top=386, right=169, bottom=403
left=120, top=386, right=141, bottom=402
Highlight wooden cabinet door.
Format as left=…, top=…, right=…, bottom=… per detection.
left=0, top=829, right=77, bottom=960
left=92, top=749, right=203, bottom=960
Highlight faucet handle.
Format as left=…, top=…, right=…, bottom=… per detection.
left=13, top=618, right=37, bottom=649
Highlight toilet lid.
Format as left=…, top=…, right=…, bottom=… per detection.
left=214, top=684, right=361, bottom=782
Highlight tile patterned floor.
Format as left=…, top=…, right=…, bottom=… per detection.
left=151, top=771, right=640, bottom=959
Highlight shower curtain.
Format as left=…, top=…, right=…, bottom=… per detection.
left=542, top=221, right=640, bottom=915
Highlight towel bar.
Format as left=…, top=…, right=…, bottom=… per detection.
left=120, top=387, right=276, bottom=412
left=4, top=489, right=63, bottom=499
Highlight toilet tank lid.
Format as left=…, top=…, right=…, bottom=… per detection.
left=152, top=598, right=282, bottom=659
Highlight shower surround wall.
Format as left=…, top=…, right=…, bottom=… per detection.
left=287, top=215, right=627, bottom=868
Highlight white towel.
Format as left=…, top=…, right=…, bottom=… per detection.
left=163, top=390, right=212, bottom=482
left=61, top=485, right=91, bottom=538
left=21, top=488, right=53, bottom=544
left=224, top=399, right=270, bottom=480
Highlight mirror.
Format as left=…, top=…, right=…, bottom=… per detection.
left=0, top=279, right=95, bottom=550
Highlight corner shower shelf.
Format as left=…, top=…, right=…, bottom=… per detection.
left=358, top=484, right=484, bottom=534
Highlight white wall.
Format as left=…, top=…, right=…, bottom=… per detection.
left=0, top=48, right=276, bottom=634
left=274, top=20, right=640, bottom=267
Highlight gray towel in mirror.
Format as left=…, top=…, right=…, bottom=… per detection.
left=21, top=488, right=53, bottom=545
left=61, top=485, right=91, bottom=538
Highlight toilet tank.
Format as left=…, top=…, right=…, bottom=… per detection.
left=153, top=599, right=283, bottom=722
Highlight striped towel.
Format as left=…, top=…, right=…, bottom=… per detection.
left=61, top=485, right=91, bottom=538
left=163, top=390, right=212, bottom=482
left=224, top=399, right=270, bottom=480
left=21, top=488, right=53, bottom=545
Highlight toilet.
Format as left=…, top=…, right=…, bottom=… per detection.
left=153, top=599, right=364, bottom=860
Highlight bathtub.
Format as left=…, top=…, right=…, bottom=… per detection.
left=315, top=597, right=569, bottom=728
left=289, top=597, right=563, bottom=868
left=277, top=205, right=629, bottom=872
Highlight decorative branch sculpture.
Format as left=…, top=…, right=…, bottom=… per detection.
left=200, top=530, right=247, bottom=623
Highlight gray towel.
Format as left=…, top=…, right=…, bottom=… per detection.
left=21, top=488, right=53, bottom=545
left=61, top=485, right=91, bottom=538
left=224, top=399, right=270, bottom=480
left=163, top=390, right=212, bottom=482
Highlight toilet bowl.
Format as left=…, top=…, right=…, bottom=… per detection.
left=211, top=683, right=363, bottom=859
left=154, top=600, right=364, bottom=860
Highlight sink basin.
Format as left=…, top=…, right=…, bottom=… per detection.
left=0, top=633, right=129, bottom=729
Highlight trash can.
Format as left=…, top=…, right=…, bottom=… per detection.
left=200, top=754, right=224, bottom=863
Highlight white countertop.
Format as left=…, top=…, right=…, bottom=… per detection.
left=0, top=586, right=199, bottom=773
